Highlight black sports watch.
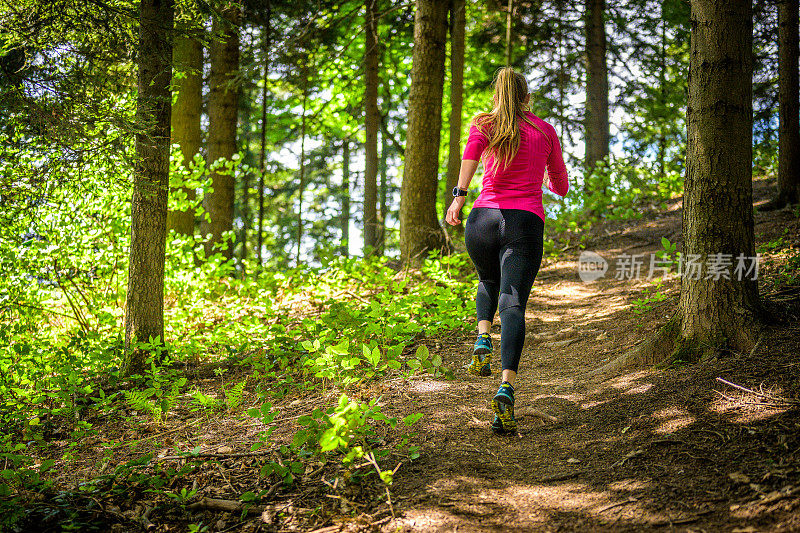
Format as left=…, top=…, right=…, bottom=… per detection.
left=452, top=186, right=468, bottom=197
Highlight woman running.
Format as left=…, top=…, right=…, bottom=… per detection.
left=445, top=67, right=569, bottom=435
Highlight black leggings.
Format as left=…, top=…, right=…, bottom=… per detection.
left=464, top=208, right=544, bottom=373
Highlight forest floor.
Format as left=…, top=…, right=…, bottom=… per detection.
left=15, top=177, right=800, bottom=533
left=382, top=177, right=800, bottom=532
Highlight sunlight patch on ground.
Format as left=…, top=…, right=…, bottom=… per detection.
left=710, top=384, right=792, bottom=423
left=580, top=399, right=612, bottom=409
left=623, top=383, right=654, bottom=395
left=653, top=406, right=695, bottom=434
left=606, top=370, right=654, bottom=391
left=404, top=477, right=697, bottom=530
left=608, top=478, right=651, bottom=491
left=409, top=380, right=452, bottom=394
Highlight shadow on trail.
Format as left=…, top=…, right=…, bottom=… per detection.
left=388, top=257, right=800, bottom=532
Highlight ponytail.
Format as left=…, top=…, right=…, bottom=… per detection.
left=472, top=67, right=550, bottom=169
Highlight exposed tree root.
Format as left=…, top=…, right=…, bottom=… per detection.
left=585, top=309, right=766, bottom=382
left=585, top=314, right=681, bottom=380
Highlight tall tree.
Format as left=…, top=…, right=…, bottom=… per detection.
left=596, top=0, right=761, bottom=375
left=399, top=0, right=449, bottom=262
left=677, top=0, right=761, bottom=357
left=378, top=131, right=388, bottom=254
left=364, top=0, right=380, bottom=252
left=505, top=0, right=513, bottom=66
left=123, top=0, right=174, bottom=375
left=443, top=0, right=465, bottom=233
left=201, top=5, right=240, bottom=260
left=764, top=0, right=800, bottom=210
left=341, top=140, right=351, bottom=256
left=257, top=4, right=272, bottom=267
left=167, top=19, right=202, bottom=236
left=584, top=0, right=609, bottom=174
left=296, top=65, right=309, bottom=266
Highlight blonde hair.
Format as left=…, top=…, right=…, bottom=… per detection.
left=472, top=67, right=550, bottom=169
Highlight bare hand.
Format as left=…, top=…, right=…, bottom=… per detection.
left=445, top=197, right=467, bottom=226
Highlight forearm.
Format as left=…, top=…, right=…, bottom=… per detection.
left=457, top=159, right=480, bottom=190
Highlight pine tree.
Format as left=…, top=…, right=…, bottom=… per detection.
left=584, top=0, right=609, bottom=174
left=677, top=0, right=761, bottom=357
left=167, top=17, right=202, bottom=236
left=201, top=5, right=240, bottom=260
left=764, top=0, right=800, bottom=209
left=593, top=0, right=762, bottom=373
left=443, top=0, right=465, bottom=233
left=399, top=0, right=449, bottom=262
left=363, top=0, right=380, bottom=252
left=123, top=0, right=174, bottom=375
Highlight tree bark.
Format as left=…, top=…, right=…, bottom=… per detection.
left=677, top=0, right=761, bottom=358
left=505, top=0, right=513, bottom=66
left=341, top=140, right=351, bottom=256
left=584, top=0, right=609, bottom=174
left=444, top=0, right=465, bottom=234
left=364, top=0, right=380, bottom=252
left=201, top=5, right=240, bottom=260
left=587, top=0, right=762, bottom=378
left=764, top=0, right=800, bottom=209
left=378, top=131, right=387, bottom=255
left=557, top=0, right=566, bottom=139
left=167, top=20, right=201, bottom=236
left=123, top=0, right=173, bottom=376
left=399, top=0, right=449, bottom=263
left=257, top=4, right=271, bottom=267
left=296, top=70, right=308, bottom=267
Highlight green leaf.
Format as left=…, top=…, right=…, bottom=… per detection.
left=402, top=413, right=424, bottom=426
left=415, top=345, right=429, bottom=360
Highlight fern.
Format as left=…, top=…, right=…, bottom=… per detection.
left=224, top=380, right=246, bottom=411
left=124, top=388, right=158, bottom=419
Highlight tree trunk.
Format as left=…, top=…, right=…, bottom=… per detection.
left=123, top=0, right=173, bottom=376
left=167, top=20, right=201, bottom=236
left=341, top=140, right=351, bottom=256
left=765, top=0, right=800, bottom=209
left=587, top=0, right=762, bottom=378
left=399, top=0, right=449, bottom=263
left=505, top=0, right=513, bottom=66
left=584, top=0, right=609, bottom=174
left=363, top=0, right=380, bottom=252
left=257, top=4, right=271, bottom=267
left=201, top=6, right=240, bottom=260
left=557, top=0, right=566, bottom=139
left=296, top=71, right=308, bottom=267
left=378, top=131, right=387, bottom=255
left=677, top=0, right=761, bottom=358
left=240, top=163, right=250, bottom=271
left=444, top=0, right=465, bottom=234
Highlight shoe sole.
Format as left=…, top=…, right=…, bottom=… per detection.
left=468, top=352, right=491, bottom=376
left=491, top=396, right=517, bottom=434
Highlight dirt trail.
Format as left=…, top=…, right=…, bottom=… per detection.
left=381, top=181, right=800, bottom=532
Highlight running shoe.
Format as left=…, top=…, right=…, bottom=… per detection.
left=491, top=381, right=517, bottom=434
left=468, top=333, right=492, bottom=376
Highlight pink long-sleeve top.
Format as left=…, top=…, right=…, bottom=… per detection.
left=462, top=111, right=569, bottom=223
